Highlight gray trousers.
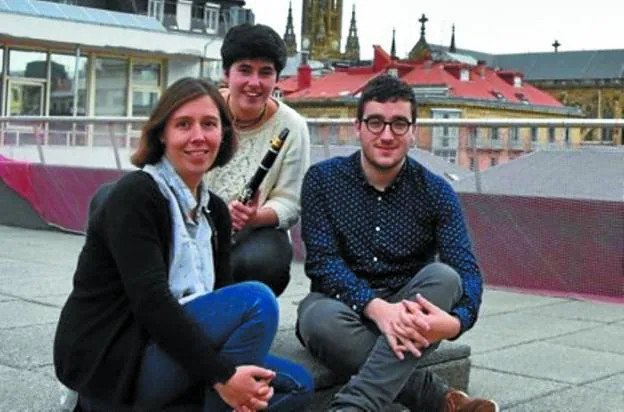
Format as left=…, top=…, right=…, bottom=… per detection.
left=297, top=263, right=463, bottom=412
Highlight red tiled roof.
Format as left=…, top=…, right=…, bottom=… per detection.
left=282, top=70, right=378, bottom=100
left=279, top=46, right=563, bottom=108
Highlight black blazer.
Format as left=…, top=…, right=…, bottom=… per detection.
left=54, top=171, right=236, bottom=405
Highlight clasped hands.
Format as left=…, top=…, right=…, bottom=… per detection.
left=214, top=365, right=276, bottom=412
left=364, top=293, right=461, bottom=360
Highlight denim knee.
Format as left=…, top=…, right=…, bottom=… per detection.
left=240, top=281, right=279, bottom=336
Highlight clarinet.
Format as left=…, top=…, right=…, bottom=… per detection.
left=237, top=127, right=290, bottom=205
left=232, top=127, right=290, bottom=240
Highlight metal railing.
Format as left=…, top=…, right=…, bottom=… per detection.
left=0, top=116, right=621, bottom=171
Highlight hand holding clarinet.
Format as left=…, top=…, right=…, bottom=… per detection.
left=229, top=128, right=290, bottom=236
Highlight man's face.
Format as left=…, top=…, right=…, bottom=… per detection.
left=224, top=59, right=277, bottom=115
left=355, top=99, right=415, bottom=174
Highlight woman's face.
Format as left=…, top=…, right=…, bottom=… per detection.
left=225, top=58, right=277, bottom=116
left=162, top=95, right=223, bottom=193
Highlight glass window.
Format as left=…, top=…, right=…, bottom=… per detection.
left=94, top=57, right=128, bottom=116
left=9, top=50, right=47, bottom=79
left=548, top=127, right=556, bottom=143
left=132, top=61, right=160, bottom=88
left=8, top=82, right=44, bottom=116
left=511, top=127, right=519, bottom=141
left=531, top=127, right=538, bottom=142
left=491, top=127, right=499, bottom=140
left=49, top=53, right=88, bottom=116
left=132, top=90, right=159, bottom=117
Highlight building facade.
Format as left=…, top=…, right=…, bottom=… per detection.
left=0, top=0, right=253, bottom=119
left=278, top=39, right=581, bottom=172
left=432, top=44, right=624, bottom=146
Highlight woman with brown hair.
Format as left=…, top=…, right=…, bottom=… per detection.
left=54, top=77, right=312, bottom=411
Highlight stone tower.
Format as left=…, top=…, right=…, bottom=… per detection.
left=343, top=3, right=360, bottom=62
left=301, top=0, right=343, bottom=60
left=283, top=1, right=298, bottom=56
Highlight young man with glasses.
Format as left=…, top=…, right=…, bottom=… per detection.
left=296, top=74, right=498, bottom=412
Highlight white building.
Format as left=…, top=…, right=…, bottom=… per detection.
left=0, top=0, right=253, bottom=118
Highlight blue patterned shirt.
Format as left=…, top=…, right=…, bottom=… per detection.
left=300, top=152, right=483, bottom=335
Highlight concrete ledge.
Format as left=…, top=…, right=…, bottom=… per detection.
left=271, top=330, right=472, bottom=410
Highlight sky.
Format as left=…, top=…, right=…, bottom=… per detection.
left=243, top=0, right=623, bottom=60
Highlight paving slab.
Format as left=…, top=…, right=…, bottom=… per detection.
left=468, top=367, right=570, bottom=409
left=0, top=275, right=72, bottom=299
left=585, top=372, right=624, bottom=394
left=0, top=294, right=16, bottom=303
left=472, top=341, right=624, bottom=385
left=277, top=295, right=304, bottom=330
left=0, top=364, right=59, bottom=411
left=0, top=258, right=71, bottom=280
left=521, top=299, right=624, bottom=323
left=0, top=300, right=60, bottom=329
left=545, top=323, right=624, bottom=355
left=479, top=288, right=568, bottom=318
left=281, top=264, right=310, bottom=298
left=0, top=227, right=83, bottom=267
left=505, top=385, right=624, bottom=412
left=34, top=294, right=70, bottom=308
left=0, top=323, right=56, bottom=369
left=471, top=312, right=601, bottom=341
left=458, top=327, right=537, bottom=354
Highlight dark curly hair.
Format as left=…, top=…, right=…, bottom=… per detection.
left=221, top=23, right=288, bottom=77
left=356, top=74, right=418, bottom=122
left=131, top=77, right=237, bottom=169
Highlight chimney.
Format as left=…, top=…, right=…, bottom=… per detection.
left=297, top=51, right=312, bottom=90
left=477, top=59, right=487, bottom=79
left=498, top=70, right=523, bottom=87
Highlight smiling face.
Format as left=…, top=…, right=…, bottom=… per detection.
left=356, top=99, right=415, bottom=180
left=225, top=58, right=277, bottom=118
left=162, top=95, right=222, bottom=193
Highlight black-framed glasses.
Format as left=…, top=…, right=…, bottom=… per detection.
left=361, top=116, right=412, bottom=136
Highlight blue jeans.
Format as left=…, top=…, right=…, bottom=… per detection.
left=80, top=281, right=313, bottom=411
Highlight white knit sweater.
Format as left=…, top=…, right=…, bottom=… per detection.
left=204, top=100, right=310, bottom=229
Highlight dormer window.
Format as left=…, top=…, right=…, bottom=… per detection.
left=388, top=67, right=399, bottom=77
left=513, top=76, right=522, bottom=88
left=491, top=90, right=505, bottom=100
left=460, top=68, right=470, bottom=81
left=203, top=3, right=220, bottom=34
left=272, top=89, right=283, bottom=100
left=515, top=92, right=529, bottom=104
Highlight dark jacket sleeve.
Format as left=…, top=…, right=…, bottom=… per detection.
left=208, top=192, right=234, bottom=289
left=103, top=172, right=236, bottom=385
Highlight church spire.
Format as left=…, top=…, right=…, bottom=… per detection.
left=283, top=1, right=297, bottom=56
left=552, top=39, right=561, bottom=52
left=344, top=3, right=360, bottom=62
left=390, top=27, right=397, bottom=60
left=408, top=13, right=432, bottom=61
left=449, top=24, right=456, bottom=53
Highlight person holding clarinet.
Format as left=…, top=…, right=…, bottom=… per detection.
left=205, top=23, right=311, bottom=297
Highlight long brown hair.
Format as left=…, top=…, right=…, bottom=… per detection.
left=131, top=77, right=237, bottom=169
